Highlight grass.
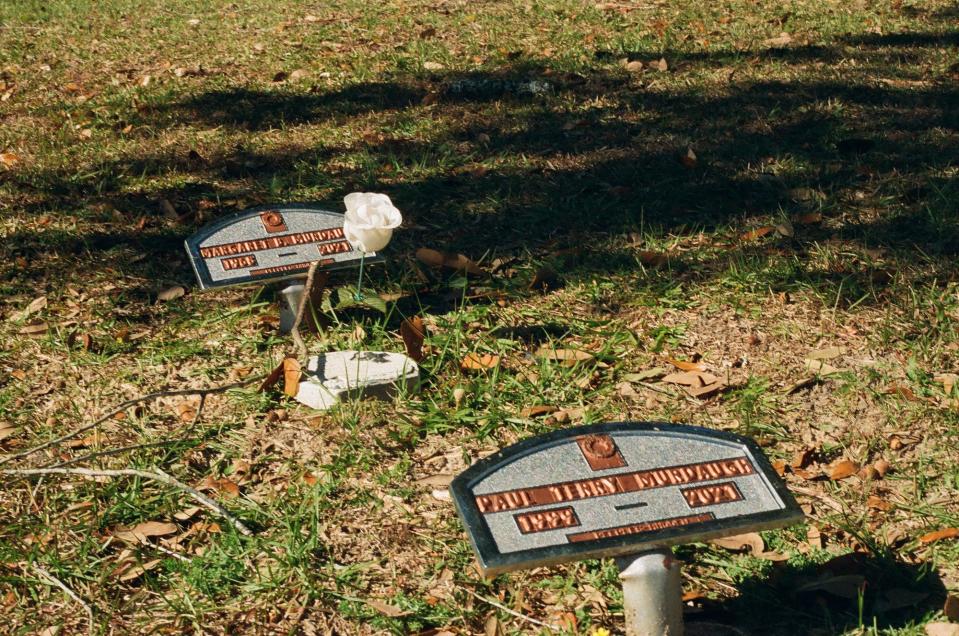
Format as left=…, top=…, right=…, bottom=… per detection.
left=1, top=0, right=958, bottom=633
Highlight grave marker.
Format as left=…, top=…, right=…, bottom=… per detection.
left=185, top=204, right=380, bottom=290
left=452, top=422, right=803, bottom=635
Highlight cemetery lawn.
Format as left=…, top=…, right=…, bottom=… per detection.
left=2, top=0, right=959, bottom=634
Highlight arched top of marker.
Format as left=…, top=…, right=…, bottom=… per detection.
left=451, top=422, right=803, bottom=575
left=185, top=204, right=381, bottom=289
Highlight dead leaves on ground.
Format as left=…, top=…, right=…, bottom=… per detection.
left=400, top=316, right=426, bottom=362
left=113, top=520, right=178, bottom=544
left=659, top=358, right=727, bottom=398
left=709, top=532, right=788, bottom=561
left=416, top=247, right=486, bottom=276
left=918, top=527, right=959, bottom=545
left=461, top=353, right=500, bottom=372
left=535, top=346, right=594, bottom=366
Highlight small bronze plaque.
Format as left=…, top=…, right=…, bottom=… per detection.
left=451, top=422, right=803, bottom=575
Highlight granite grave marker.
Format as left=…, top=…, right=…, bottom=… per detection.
left=452, top=422, right=803, bottom=635
left=185, top=204, right=380, bottom=290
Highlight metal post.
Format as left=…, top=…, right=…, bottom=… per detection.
left=616, top=549, right=684, bottom=636
left=278, top=283, right=305, bottom=334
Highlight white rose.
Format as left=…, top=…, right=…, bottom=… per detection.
left=342, top=192, right=402, bottom=253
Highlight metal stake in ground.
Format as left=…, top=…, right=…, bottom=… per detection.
left=616, top=549, right=684, bottom=636
left=450, top=422, right=803, bottom=635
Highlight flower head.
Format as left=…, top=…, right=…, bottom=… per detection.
left=342, top=192, right=402, bottom=253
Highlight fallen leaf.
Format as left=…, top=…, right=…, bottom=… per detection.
left=919, top=527, right=959, bottom=544
left=796, top=212, right=823, bottom=225
left=622, top=368, right=667, bottom=382
left=867, top=495, right=892, bottom=511
left=806, top=346, right=844, bottom=360
left=259, top=358, right=286, bottom=392
left=283, top=357, right=301, bottom=397
left=652, top=57, right=668, bottom=71
left=536, top=347, right=594, bottom=366
left=461, top=353, right=500, bottom=371
left=157, top=285, right=185, bottom=302
left=665, top=357, right=706, bottom=372
left=791, top=448, right=814, bottom=469
left=741, top=226, right=775, bottom=241
left=289, top=69, right=308, bottom=80
left=828, top=459, right=859, bottom=480
left=7, top=295, right=46, bottom=321
left=415, top=247, right=486, bottom=276
left=175, top=401, right=197, bottom=422
left=400, top=316, right=426, bottom=362
left=797, top=574, right=866, bottom=599
left=18, top=322, right=48, bottom=336
left=926, top=624, right=959, bottom=636
left=764, top=32, right=793, bottom=47
left=0, top=422, right=17, bottom=442
left=625, top=60, right=644, bottom=72
left=118, top=558, right=162, bottom=582
left=521, top=405, right=558, bottom=418
left=636, top=251, right=667, bottom=267
left=710, top=533, right=764, bottom=554
left=415, top=474, right=455, bottom=488
left=0, top=152, right=19, bottom=167
left=807, top=526, right=823, bottom=550
left=113, top=521, right=178, bottom=544
left=805, top=358, right=841, bottom=376
left=419, top=26, right=436, bottom=39
left=199, top=476, right=240, bottom=498
left=173, top=507, right=202, bottom=521
left=367, top=599, right=411, bottom=617
left=662, top=371, right=718, bottom=386
left=158, top=198, right=178, bottom=220
left=67, top=332, right=94, bottom=351
left=873, top=458, right=891, bottom=477
left=423, top=61, right=445, bottom=71
left=944, top=595, right=959, bottom=621
left=878, top=588, right=929, bottom=612
left=679, top=147, right=697, bottom=168
left=935, top=373, right=958, bottom=396
left=776, top=220, right=795, bottom=237
left=529, top=265, right=561, bottom=292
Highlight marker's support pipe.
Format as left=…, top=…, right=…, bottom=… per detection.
left=616, top=549, right=684, bottom=636
left=279, top=283, right=305, bottom=334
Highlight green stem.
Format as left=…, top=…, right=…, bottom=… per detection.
left=354, top=253, right=366, bottom=301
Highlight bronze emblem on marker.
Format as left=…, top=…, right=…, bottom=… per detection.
left=577, top=434, right=627, bottom=471
left=260, top=211, right=288, bottom=233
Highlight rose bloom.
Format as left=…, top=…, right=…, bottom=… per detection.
left=342, top=193, right=402, bottom=253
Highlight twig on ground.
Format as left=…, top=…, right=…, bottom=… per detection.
left=4, top=467, right=253, bottom=536
left=789, top=484, right=846, bottom=514
left=32, top=563, right=95, bottom=636
left=45, top=439, right=197, bottom=469
left=291, top=261, right=320, bottom=357
left=0, top=377, right=261, bottom=467
left=463, top=588, right=560, bottom=632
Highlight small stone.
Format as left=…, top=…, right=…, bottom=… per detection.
left=294, top=350, right=420, bottom=410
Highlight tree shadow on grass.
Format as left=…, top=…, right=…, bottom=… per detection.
left=683, top=550, right=948, bottom=635
left=3, top=26, right=957, bottom=303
